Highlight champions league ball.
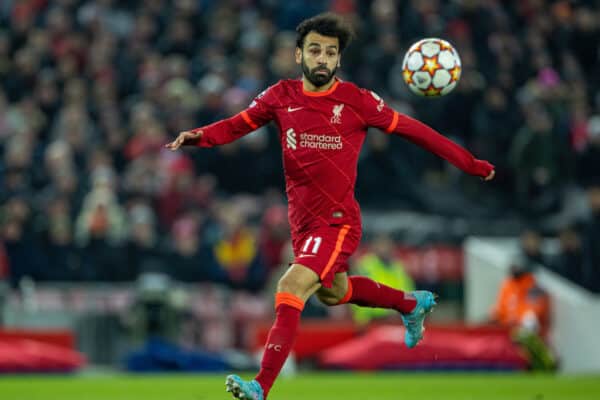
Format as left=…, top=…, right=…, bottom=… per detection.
left=401, top=38, right=462, bottom=97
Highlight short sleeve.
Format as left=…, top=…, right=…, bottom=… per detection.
left=360, top=89, right=399, bottom=133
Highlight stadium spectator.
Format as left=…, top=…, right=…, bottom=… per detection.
left=0, top=240, right=8, bottom=280
left=124, top=202, right=163, bottom=281
left=350, top=235, right=415, bottom=325
left=576, top=115, right=600, bottom=188
left=356, top=130, right=425, bottom=210
left=581, top=185, right=600, bottom=293
left=1, top=197, right=43, bottom=285
left=168, top=214, right=227, bottom=284
left=40, top=195, right=81, bottom=281
left=212, top=203, right=268, bottom=293
left=156, top=155, right=197, bottom=228
left=471, top=86, right=520, bottom=180
left=490, top=255, right=555, bottom=371
left=509, top=105, right=566, bottom=215
left=550, top=222, right=585, bottom=287
left=519, top=228, right=548, bottom=268
left=491, top=256, right=550, bottom=335
left=74, top=172, right=128, bottom=281
left=258, top=204, right=290, bottom=275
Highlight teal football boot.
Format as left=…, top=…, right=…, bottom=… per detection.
left=225, top=375, right=264, bottom=400
left=401, top=291, right=437, bottom=348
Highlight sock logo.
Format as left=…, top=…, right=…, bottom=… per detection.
left=267, top=343, right=282, bottom=352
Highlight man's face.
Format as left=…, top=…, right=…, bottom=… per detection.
left=296, top=31, right=340, bottom=87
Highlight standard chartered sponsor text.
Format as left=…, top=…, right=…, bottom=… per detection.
left=299, top=133, right=343, bottom=150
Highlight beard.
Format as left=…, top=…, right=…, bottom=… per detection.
left=301, top=57, right=337, bottom=87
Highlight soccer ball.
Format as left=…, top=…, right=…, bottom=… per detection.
left=401, top=38, right=462, bottom=97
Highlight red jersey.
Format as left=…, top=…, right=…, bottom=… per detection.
left=191, top=78, right=493, bottom=236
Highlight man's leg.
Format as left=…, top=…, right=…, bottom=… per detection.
left=317, top=273, right=436, bottom=348
left=315, top=272, right=350, bottom=305
left=317, top=273, right=416, bottom=312
left=226, top=264, right=320, bottom=400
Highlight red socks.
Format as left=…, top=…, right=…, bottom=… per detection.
left=255, top=293, right=303, bottom=398
left=342, top=276, right=416, bottom=313
left=254, top=278, right=413, bottom=397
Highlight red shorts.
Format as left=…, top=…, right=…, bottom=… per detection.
left=291, top=224, right=361, bottom=288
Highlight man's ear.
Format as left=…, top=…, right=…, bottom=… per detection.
left=295, top=47, right=302, bottom=64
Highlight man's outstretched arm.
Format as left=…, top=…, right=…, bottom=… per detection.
left=166, top=86, right=276, bottom=151
left=165, top=110, right=261, bottom=150
left=391, top=113, right=495, bottom=181
left=360, top=89, right=495, bottom=180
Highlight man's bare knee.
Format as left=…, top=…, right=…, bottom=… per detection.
left=277, top=274, right=308, bottom=295
left=316, top=274, right=349, bottom=306
left=316, top=291, right=340, bottom=306
left=276, top=264, right=321, bottom=302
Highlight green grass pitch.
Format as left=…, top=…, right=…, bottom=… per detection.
left=1, top=372, right=599, bottom=400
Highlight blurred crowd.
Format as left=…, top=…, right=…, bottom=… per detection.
left=0, top=0, right=599, bottom=292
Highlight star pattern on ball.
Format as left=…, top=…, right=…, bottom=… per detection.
left=424, top=86, right=442, bottom=96
left=421, top=56, right=441, bottom=75
left=402, top=69, right=414, bottom=85
left=440, top=41, right=453, bottom=51
left=450, top=66, right=461, bottom=81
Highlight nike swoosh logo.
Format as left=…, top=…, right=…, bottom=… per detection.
left=288, top=106, right=303, bottom=112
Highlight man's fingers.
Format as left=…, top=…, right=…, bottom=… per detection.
left=166, top=131, right=201, bottom=151
left=169, top=134, right=187, bottom=149
left=165, top=139, right=182, bottom=150
left=484, top=170, right=496, bottom=181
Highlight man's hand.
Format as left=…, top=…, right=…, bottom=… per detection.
left=484, top=169, right=495, bottom=181
left=165, top=130, right=203, bottom=150
left=473, top=159, right=495, bottom=181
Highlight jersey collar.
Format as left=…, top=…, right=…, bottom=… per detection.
left=302, top=78, right=340, bottom=97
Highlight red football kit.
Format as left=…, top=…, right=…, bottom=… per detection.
left=190, top=78, right=493, bottom=287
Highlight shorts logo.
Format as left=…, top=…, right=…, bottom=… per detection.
left=286, top=128, right=297, bottom=150
left=330, top=104, right=344, bottom=124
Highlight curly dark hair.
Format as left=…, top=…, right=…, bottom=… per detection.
left=295, top=12, right=355, bottom=52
